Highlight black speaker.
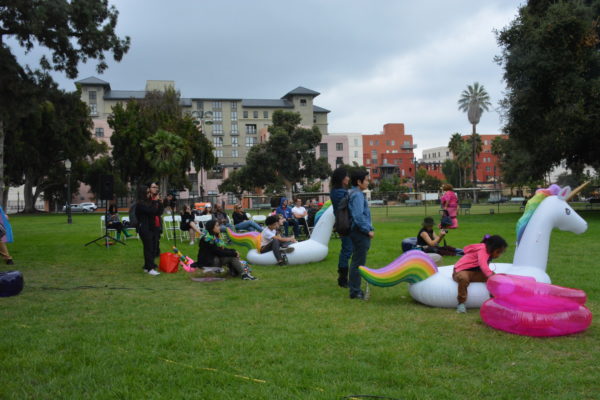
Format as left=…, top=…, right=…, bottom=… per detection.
left=99, top=174, right=114, bottom=200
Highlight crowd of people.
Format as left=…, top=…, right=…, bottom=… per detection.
left=127, top=172, right=505, bottom=313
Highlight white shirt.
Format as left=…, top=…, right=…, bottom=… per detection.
left=292, top=206, right=307, bottom=218
left=261, top=227, right=277, bottom=247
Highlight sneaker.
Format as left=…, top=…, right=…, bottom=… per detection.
left=456, top=303, right=466, bottom=313
left=6, top=259, right=14, bottom=265
left=189, top=241, right=195, bottom=245
left=350, top=291, right=365, bottom=300
left=242, top=273, right=257, bottom=280
left=148, top=269, right=160, bottom=276
left=277, top=259, right=286, bottom=266
left=283, top=247, right=295, bottom=254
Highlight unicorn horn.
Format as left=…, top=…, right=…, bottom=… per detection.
left=566, top=181, right=590, bottom=202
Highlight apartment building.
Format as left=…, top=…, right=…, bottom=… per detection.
left=362, top=123, right=416, bottom=182
left=75, top=77, right=330, bottom=170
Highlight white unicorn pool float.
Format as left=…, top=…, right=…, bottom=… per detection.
left=227, top=202, right=335, bottom=265
left=359, top=184, right=588, bottom=308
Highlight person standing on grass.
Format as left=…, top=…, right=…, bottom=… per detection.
left=441, top=184, right=459, bottom=229
left=0, top=205, right=14, bottom=265
left=348, top=170, right=374, bottom=300
left=330, top=167, right=352, bottom=288
left=135, top=182, right=164, bottom=276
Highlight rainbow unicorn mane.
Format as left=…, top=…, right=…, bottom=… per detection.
left=227, top=228, right=261, bottom=250
left=358, top=250, right=438, bottom=287
left=516, top=184, right=560, bottom=245
left=314, top=200, right=331, bottom=226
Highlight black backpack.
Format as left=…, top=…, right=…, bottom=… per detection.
left=128, top=203, right=139, bottom=230
left=334, top=192, right=352, bottom=236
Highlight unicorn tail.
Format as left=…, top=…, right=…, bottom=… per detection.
left=226, top=227, right=261, bottom=250
left=359, top=250, right=438, bottom=287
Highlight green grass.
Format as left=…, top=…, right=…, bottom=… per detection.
left=0, top=210, right=599, bottom=399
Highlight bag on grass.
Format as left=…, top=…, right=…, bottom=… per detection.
left=159, top=252, right=179, bottom=273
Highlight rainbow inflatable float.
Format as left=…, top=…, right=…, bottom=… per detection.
left=360, top=184, right=589, bottom=309
left=227, top=202, right=335, bottom=265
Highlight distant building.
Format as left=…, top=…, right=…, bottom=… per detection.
left=420, top=146, right=451, bottom=180
left=319, top=135, right=349, bottom=171
left=329, top=132, right=363, bottom=166
left=362, top=123, right=416, bottom=183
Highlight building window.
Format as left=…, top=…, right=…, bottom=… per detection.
left=391, top=140, right=395, bottom=146
left=213, top=149, right=223, bottom=157
left=196, top=101, right=203, bottom=110
left=375, top=140, right=379, bottom=145
left=89, top=91, right=97, bottom=101
left=245, top=124, right=257, bottom=134
left=319, top=143, right=328, bottom=159
left=366, top=159, right=370, bottom=165
left=231, top=137, right=239, bottom=147
left=213, top=111, right=222, bottom=121
left=354, top=151, right=358, bottom=158
left=300, top=99, right=307, bottom=106
left=253, top=111, right=258, bottom=118
left=336, top=143, right=343, bottom=151
left=313, top=116, right=317, bottom=124
left=231, top=111, right=237, bottom=121
left=354, top=138, right=359, bottom=146
left=231, top=101, right=237, bottom=110
left=386, top=141, right=390, bottom=146
left=371, top=150, right=377, bottom=159
left=95, top=127, right=104, bottom=138
left=486, top=166, right=491, bottom=172
left=212, top=124, right=223, bottom=135
left=89, top=103, right=98, bottom=116
left=245, top=137, right=257, bottom=147
left=212, top=101, right=222, bottom=109
left=231, top=124, right=238, bottom=135
left=263, top=111, right=268, bottom=119
left=243, top=111, right=248, bottom=118
left=213, top=137, right=223, bottom=147
left=369, top=140, right=373, bottom=146
left=232, top=149, right=239, bottom=158
left=336, top=157, right=343, bottom=166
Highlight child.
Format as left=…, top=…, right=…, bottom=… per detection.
left=260, top=215, right=296, bottom=266
left=453, top=235, right=508, bottom=313
left=416, top=217, right=447, bottom=266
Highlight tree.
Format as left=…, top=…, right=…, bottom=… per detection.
left=497, top=0, right=600, bottom=179
left=455, top=141, right=473, bottom=187
left=458, top=82, right=491, bottom=188
left=218, top=169, right=252, bottom=202
left=142, top=129, right=187, bottom=195
left=0, top=0, right=130, bottom=203
left=448, top=132, right=465, bottom=186
left=442, top=159, right=461, bottom=188
left=237, top=110, right=331, bottom=199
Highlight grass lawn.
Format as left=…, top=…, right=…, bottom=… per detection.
left=0, top=209, right=599, bottom=399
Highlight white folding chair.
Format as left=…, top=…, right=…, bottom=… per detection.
left=251, top=215, right=266, bottom=225
left=100, top=215, right=117, bottom=238
left=121, top=216, right=139, bottom=240
left=195, top=215, right=213, bottom=232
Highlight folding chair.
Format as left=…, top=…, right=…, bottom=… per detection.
left=100, top=215, right=118, bottom=238
left=121, top=216, right=139, bottom=240
left=162, top=215, right=181, bottom=240
left=251, top=215, right=266, bottom=226
left=195, top=215, right=213, bottom=232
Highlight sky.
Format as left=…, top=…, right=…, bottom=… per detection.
left=8, top=0, right=524, bottom=158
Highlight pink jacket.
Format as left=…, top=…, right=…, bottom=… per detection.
left=441, top=191, right=458, bottom=208
left=453, top=243, right=494, bottom=277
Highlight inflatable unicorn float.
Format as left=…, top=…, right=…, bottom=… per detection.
left=359, top=184, right=589, bottom=309
left=227, top=202, right=335, bottom=265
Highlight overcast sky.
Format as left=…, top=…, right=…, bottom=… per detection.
left=8, top=0, right=523, bottom=157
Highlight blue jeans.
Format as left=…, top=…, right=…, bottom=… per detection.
left=283, top=218, right=300, bottom=237
left=338, top=235, right=353, bottom=269
left=235, top=220, right=263, bottom=232
left=349, top=230, right=371, bottom=297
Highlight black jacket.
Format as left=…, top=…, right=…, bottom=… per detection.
left=135, top=200, right=164, bottom=233
left=232, top=211, right=248, bottom=225
left=195, top=234, right=237, bottom=267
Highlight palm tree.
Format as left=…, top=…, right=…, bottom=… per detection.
left=448, top=132, right=464, bottom=186
left=142, top=129, right=187, bottom=196
left=458, top=82, right=491, bottom=188
left=455, top=141, right=472, bottom=188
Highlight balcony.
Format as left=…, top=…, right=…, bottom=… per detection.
left=401, top=143, right=417, bottom=150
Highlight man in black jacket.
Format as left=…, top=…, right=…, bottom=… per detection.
left=135, top=182, right=164, bottom=276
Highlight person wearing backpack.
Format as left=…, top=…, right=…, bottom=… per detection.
left=347, top=170, right=374, bottom=300
left=330, top=167, right=352, bottom=288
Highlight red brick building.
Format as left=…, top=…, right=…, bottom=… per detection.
left=466, top=134, right=505, bottom=184
left=362, top=123, right=416, bottom=182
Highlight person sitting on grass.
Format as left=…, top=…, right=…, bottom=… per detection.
left=415, top=217, right=447, bottom=266
left=260, top=215, right=296, bottom=266
left=193, top=220, right=257, bottom=280
left=276, top=198, right=300, bottom=237
left=180, top=205, right=202, bottom=245
left=453, top=235, right=508, bottom=313
left=232, top=204, right=263, bottom=232
left=107, top=204, right=132, bottom=241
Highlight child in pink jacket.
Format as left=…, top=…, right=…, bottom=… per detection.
left=453, top=235, right=508, bottom=313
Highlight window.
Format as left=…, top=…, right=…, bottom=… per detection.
left=89, top=91, right=97, bottom=101
left=313, top=116, right=317, bottom=123
left=213, top=149, right=223, bottom=157
left=245, top=137, right=257, bottom=147
left=231, top=101, right=237, bottom=110
left=366, top=159, right=370, bottom=165
left=446, top=151, right=450, bottom=156
left=369, top=140, right=373, bottom=146
left=213, top=137, right=223, bottom=147
left=231, top=124, right=238, bottom=135
left=253, top=111, right=258, bottom=118
left=336, top=143, right=343, bottom=151
left=336, top=157, right=343, bottom=166
left=243, top=111, right=248, bottom=118
left=231, top=137, right=239, bottom=147
left=371, top=150, right=377, bottom=159
left=231, top=111, right=237, bottom=121
left=213, top=111, right=222, bottom=121
left=95, top=128, right=104, bottom=138
left=386, top=141, right=390, bottom=146
left=212, top=101, right=222, bottom=109
left=486, top=166, right=491, bottom=172
left=391, top=140, right=395, bottom=146
left=196, top=101, right=203, bottom=110
left=245, top=124, right=257, bottom=134
left=371, top=159, right=377, bottom=164
left=300, top=99, right=307, bottom=106
left=354, top=138, right=359, bottom=146
left=354, top=151, right=358, bottom=158
left=319, top=143, right=328, bottom=159
left=383, top=158, right=388, bottom=164
left=375, top=140, right=379, bottom=145
left=212, top=124, right=223, bottom=135
left=89, top=103, right=98, bottom=116
left=232, top=149, right=239, bottom=158
left=263, top=111, right=268, bottom=119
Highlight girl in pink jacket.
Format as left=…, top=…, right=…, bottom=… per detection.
left=453, top=235, right=508, bottom=313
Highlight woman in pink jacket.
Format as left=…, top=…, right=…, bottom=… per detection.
left=452, top=235, right=507, bottom=313
left=440, top=184, right=459, bottom=228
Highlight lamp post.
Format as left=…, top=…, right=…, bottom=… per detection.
left=65, top=159, right=72, bottom=224
left=192, top=110, right=213, bottom=202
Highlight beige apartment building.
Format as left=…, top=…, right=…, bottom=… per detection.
left=75, top=77, right=330, bottom=171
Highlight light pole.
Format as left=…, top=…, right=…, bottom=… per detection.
left=65, top=159, right=72, bottom=224
left=192, top=110, right=213, bottom=202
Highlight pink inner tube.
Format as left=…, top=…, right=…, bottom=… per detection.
left=480, top=274, right=592, bottom=337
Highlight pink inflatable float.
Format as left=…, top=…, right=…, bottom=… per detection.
left=480, top=274, right=592, bottom=337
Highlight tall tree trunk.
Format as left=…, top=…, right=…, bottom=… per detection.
left=23, top=177, right=36, bottom=213
left=471, top=123, right=478, bottom=203
left=283, top=179, right=293, bottom=202
left=0, top=119, right=4, bottom=209
left=2, top=186, right=8, bottom=210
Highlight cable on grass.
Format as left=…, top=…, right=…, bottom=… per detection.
left=342, top=396, right=402, bottom=400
